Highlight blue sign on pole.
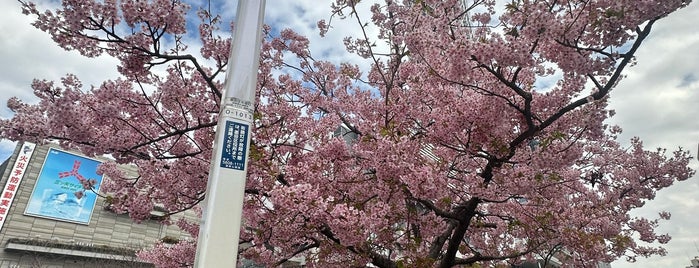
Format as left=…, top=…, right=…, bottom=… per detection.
left=220, top=120, right=249, bottom=170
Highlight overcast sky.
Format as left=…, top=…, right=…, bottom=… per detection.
left=1, top=1, right=697, bottom=267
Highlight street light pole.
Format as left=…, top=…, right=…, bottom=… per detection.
left=194, top=1, right=266, bottom=267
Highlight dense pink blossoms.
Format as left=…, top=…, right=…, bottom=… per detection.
left=3, top=0, right=695, bottom=267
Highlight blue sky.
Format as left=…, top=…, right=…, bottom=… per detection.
left=1, top=1, right=698, bottom=267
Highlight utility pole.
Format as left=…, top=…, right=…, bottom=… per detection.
left=194, top=1, right=266, bottom=267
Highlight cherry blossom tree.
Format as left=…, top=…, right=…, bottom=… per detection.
left=2, top=0, right=695, bottom=267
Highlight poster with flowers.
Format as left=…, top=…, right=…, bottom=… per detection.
left=24, top=148, right=103, bottom=224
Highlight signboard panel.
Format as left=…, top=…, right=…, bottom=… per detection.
left=0, top=142, right=36, bottom=231
left=220, top=120, right=249, bottom=170
left=24, top=148, right=103, bottom=225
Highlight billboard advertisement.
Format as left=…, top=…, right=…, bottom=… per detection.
left=24, top=148, right=103, bottom=225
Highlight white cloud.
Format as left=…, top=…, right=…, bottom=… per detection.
left=0, top=1, right=121, bottom=117
left=265, top=1, right=383, bottom=72
left=608, top=3, right=699, bottom=268
left=0, top=0, right=121, bottom=159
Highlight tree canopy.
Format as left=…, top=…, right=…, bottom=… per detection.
left=2, top=0, right=695, bottom=267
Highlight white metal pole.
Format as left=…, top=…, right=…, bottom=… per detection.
left=194, top=1, right=266, bottom=267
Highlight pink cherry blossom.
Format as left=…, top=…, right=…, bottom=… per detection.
left=4, top=1, right=694, bottom=267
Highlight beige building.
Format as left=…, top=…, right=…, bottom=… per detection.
left=0, top=142, right=193, bottom=268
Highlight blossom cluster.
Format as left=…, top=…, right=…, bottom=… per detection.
left=4, top=0, right=694, bottom=267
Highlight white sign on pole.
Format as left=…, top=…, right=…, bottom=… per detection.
left=194, top=1, right=266, bottom=267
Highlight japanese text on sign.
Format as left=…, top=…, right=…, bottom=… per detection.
left=0, top=142, right=36, bottom=230
left=220, top=120, right=249, bottom=171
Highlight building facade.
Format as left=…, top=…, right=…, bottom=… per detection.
left=0, top=142, right=192, bottom=268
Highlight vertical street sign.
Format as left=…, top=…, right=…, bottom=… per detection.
left=0, top=142, right=35, bottom=231
left=194, top=1, right=266, bottom=267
